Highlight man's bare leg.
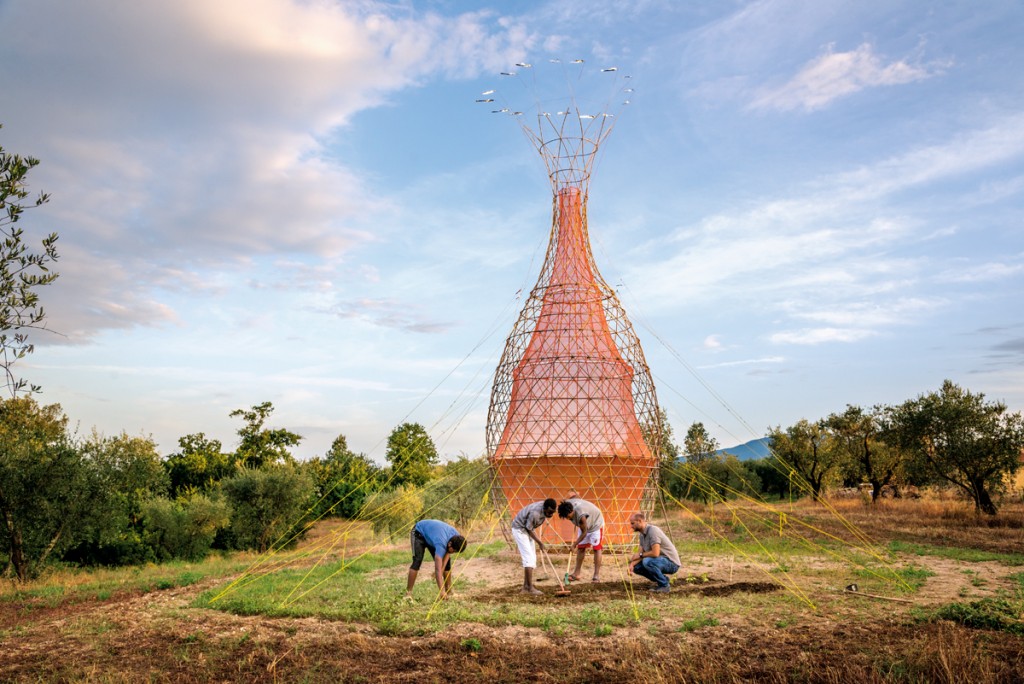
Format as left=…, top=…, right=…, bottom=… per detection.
left=571, top=548, right=585, bottom=579
left=522, top=567, right=542, bottom=594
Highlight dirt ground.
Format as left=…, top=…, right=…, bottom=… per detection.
left=2, top=505, right=1024, bottom=683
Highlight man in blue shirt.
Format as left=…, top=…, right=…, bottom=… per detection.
left=405, top=519, right=467, bottom=600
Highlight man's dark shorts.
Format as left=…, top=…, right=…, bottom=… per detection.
left=410, top=528, right=451, bottom=572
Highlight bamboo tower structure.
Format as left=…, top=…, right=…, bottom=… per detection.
left=485, top=65, right=663, bottom=546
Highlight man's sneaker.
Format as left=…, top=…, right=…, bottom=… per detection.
left=650, top=585, right=670, bottom=593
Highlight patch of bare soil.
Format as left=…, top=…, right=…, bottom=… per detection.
left=472, top=573, right=781, bottom=605
left=2, top=578, right=1023, bottom=684
left=3, top=508, right=1024, bottom=682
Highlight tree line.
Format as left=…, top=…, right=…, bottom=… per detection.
left=0, top=397, right=489, bottom=582
left=4, top=384, right=1022, bottom=583
left=661, top=380, right=1024, bottom=516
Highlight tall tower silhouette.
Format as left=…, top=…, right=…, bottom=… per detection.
left=485, top=64, right=662, bottom=545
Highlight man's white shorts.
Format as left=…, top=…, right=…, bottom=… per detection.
left=511, top=527, right=537, bottom=568
left=576, top=527, right=603, bottom=550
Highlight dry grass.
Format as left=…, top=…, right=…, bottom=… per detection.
left=2, top=501, right=1024, bottom=682
left=813, top=498, right=1024, bottom=557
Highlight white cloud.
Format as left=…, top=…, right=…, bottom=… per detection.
left=828, top=114, right=1024, bottom=196
left=0, top=0, right=541, bottom=343
left=963, top=175, right=1024, bottom=206
left=326, top=297, right=454, bottom=334
left=698, top=356, right=784, bottom=369
left=783, top=297, right=944, bottom=328
left=751, top=43, right=944, bottom=112
left=627, top=113, right=1024, bottom=347
left=702, top=334, right=723, bottom=350
left=769, top=328, right=875, bottom=345
left=936, top=260, right=1024, bottom=284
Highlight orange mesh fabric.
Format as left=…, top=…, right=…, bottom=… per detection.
left=491, top=186, right=656, bottom=545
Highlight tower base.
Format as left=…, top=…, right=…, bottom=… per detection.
left=490, top=455, right=657, bottom=547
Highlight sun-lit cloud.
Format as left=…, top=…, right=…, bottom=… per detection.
left=751, top=43, right=945, bottom=112
left=783, top=298, right=944, bottom=328
left=0, top=0, right=541, bottom=344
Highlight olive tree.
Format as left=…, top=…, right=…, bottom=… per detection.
left=670, top=421, right=721, bottom=503
left=1, top=126, right=59, bottom=396
left=0, top=397, right=84, bottom=580
left=768, top=419, right=843, bottom=501
left=141, top=493, right=230, bottom=561
left=683, top=421, right=719, bottom=464
left=421, top=455, right=491, bottom=528
left=164, top=432, right=234, bottom=496
left=825, top=405, right=902, bottom=502
left=66, top=431, right=170, bottom=566
left=219, top=464, right=313, bottom=552
left=886, top=380, right=1024, bottom=515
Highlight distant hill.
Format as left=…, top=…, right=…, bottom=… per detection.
left=716, top=437, right=772, bottom=461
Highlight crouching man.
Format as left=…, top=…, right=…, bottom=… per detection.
left=627, top=512, right=680, bottom=593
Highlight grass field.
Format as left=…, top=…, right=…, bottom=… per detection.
left=2, top=497, right=1023, bottom=682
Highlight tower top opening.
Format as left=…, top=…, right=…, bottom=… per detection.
left=476, top=59, right=633, bottom=192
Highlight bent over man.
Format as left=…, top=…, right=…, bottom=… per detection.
left=511, top=498, right=557, bottom=594
left=628, top=512, right=680, bottom=593
left=557, top=496, right=605, bottom=582
left=406, top=519, right=467, bottom=601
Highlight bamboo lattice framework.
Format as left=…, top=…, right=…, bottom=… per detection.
left=484, top=62, right=663, bottom=547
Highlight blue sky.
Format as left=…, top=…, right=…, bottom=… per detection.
left=1, top=0, right=1021, bottom=462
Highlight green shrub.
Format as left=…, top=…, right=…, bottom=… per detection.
left=142, top=493, right=230, bottom=561
left=219, top=464, right=314, bottom=552
left=64, top=432, right=171, bottom=567
left=306, top=435, right=383, bottom=519
left=932, top=597, right=1024, bottom=635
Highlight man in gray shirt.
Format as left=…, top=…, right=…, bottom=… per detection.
left=557, top=496, right=605, bottom=582
left=627, top=512, right=680, bottom=593
left=511, top=498, right=557, bottom=594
